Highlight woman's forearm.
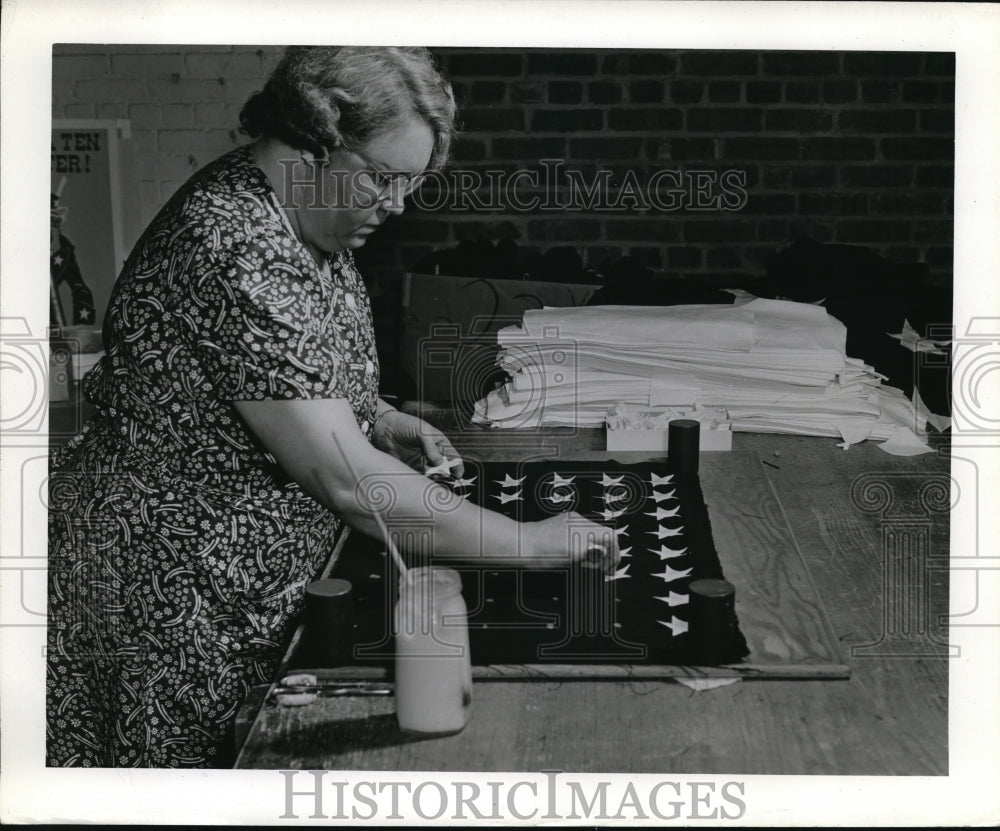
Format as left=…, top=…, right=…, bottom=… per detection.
left=305, top=445, right=538, bottom=567
left=234, top=397, right=541, bottom=567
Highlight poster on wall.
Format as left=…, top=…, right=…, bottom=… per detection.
left=50, top=119, right=131, bottom=328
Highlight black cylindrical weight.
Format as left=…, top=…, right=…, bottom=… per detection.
left=688, top=577, right=737, bottom=665
left=668, top=419, right=700, bottom=474
left=304, top=578, right=355, bottom=666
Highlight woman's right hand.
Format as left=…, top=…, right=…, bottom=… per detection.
left=526, top=512, right=620, bottom=574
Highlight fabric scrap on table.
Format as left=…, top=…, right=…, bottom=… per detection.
left=837, top=423, right=874, bottom=450
left=674, top=677, right=741, bottom=692
left=879, top=426, right=936, bottom=457
left=888, top=318, right=950, bottom=355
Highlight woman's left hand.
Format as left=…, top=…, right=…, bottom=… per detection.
left=371, top=410, right=465, bottom=477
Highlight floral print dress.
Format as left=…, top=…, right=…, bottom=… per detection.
left=46, top=144, right=380, bottom=767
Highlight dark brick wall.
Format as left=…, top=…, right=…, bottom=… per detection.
left=52, top=45, right=954, bottom=306
left=356, top=48, right=954, bottom=295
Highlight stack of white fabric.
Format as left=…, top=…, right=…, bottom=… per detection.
left=472, top=298, right=931, bottom=452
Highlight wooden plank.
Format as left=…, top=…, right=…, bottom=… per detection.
left=268, top=660, right=848, bottom=682
left=234, top=431, right=950, bottom=774
left=735, top=433, right=951, bottom=773
left=699, top=451, right=848, bottom=672
left=236, top=672, right=944, bottom=774
left=262, top=662, right=845, bottom=682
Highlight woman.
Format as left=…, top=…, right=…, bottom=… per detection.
left=46, top=46, right=618, bottom=768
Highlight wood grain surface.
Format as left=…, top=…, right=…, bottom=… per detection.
left=235, top=427, right=951, bottom=774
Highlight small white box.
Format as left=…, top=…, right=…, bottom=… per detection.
left=606, top=424, right=733, bottom=452
left=605, top=404, right=733, bottom=452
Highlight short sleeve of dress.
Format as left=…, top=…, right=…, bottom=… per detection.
left=179, top=232, right=349, bottom=402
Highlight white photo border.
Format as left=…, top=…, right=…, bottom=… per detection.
left=2, top=0, right=998, bottom=825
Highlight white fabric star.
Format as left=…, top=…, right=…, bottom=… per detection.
left=644, top=506, right=680, bottom=521
left=647, top=525, right=684, bottom=539
left=655, top=592, right=689, bottom=607
left=602, top=489, right=629, bottom=504
left=493, top=489, right=522, bottom=504
left=653, top=565, right=692, bottom=583
left=656, top=545, right=688, bottom=560
left=544, top=490, right=574, bottom=504
left=647, top=489, right=676, bottom=503
left=495, top=474, right=525, bottom=488
left=424, top=456, right=462, bottom=478
left=657, top=616, right=689, bottom=636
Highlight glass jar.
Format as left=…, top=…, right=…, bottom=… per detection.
left=393, top=567, right=473, bottom=735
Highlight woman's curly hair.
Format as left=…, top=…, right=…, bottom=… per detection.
left=240, top=46, right=457, bottom=170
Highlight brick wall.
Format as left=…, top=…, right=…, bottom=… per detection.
left=52, top=45, right=281, bottom=236
left=52, top=44, right=954, bottom=304
left=383, top=48, right=955, bottom=292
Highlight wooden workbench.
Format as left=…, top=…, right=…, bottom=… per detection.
left=234, top=415, right=951, bottom=775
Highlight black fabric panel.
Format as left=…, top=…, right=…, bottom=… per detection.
left=311, top=460, right=750, bottom=670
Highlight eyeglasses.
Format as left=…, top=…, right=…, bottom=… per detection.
left=348, top=148, right=426, bottom=202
